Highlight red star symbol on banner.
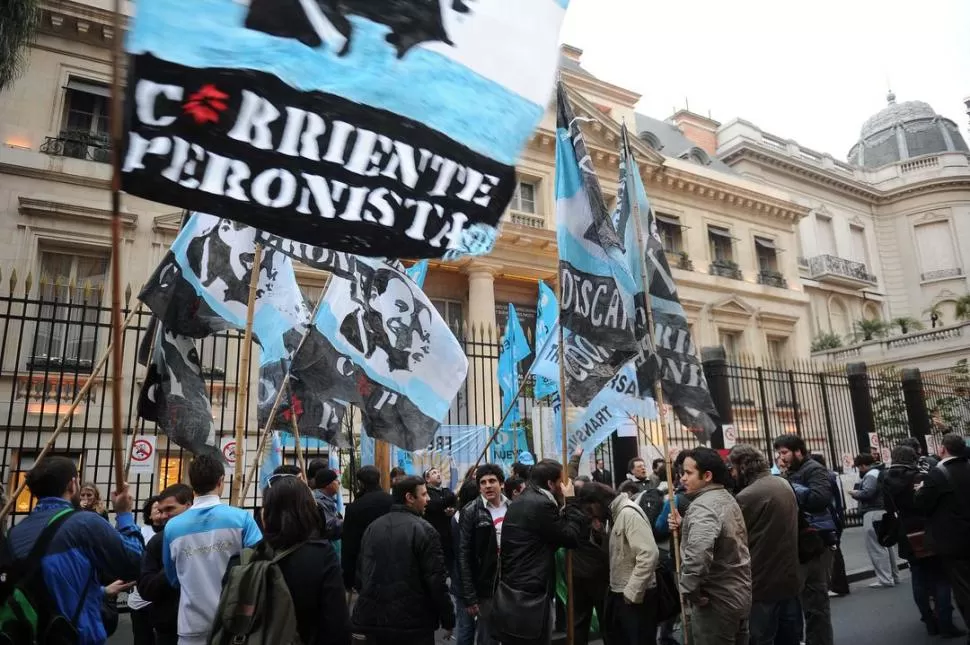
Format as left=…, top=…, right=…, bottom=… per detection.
left=182, top=84, right=229, bottom=125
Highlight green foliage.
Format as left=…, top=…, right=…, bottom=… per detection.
left=870, top=367, right=910, bottom=447
left=852, top=319, right=889, bottom=343
left=0, top=0, right=39, bottom=91
left=924, top=303, right=944, bottom=326
left=891, top=317, right=924, bottom=335
left=956, top=295, right=970, bottom=321
left=811, top=332, right=842, bottom=352
left=926, top=358, right=970, bottom=435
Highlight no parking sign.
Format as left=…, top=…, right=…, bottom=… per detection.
left=129, top=436, right=157, bottom=476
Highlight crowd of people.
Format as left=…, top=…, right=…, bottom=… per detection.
left=1, top=431, right=969, bottom=645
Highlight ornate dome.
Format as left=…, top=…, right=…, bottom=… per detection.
left=848, top=92, right=969, bottom=168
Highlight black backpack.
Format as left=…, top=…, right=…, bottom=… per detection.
left=635, top=488, right=664, bottom=530
left=0, top=509, right=92, bottom=645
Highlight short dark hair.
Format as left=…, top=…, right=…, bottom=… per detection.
left=261, top=475, right=322, bottom=550
left=389, top=466, right=407, bottom=481
left=627, top=457, right=644, bottom=473
left=773, top=434, right=807, bottom=456
left=891, top=445, right=918, bottom=465
left=458, top=480, right=479, bottom=508
left=511, top=462, right=531, bottom=480
left=942, top=433, right=967, bottom=457
left=141, top=495, right=160, bottom=526
left=392, top=476, right=426, bottom=504
left=684, top=447, right=730, bottom=486
left=475, top=464, right=505, bottom=485
left=530, top=459, right=563, bottom=489
left=503, top=477, right=524, bottom=498
left=899, top=437, right=922, bottom=453
left=25, top=456, right=78, bottom=499
left=617, top=480, right=641, bottom=496
left=306, top=459, right=328, bottom=482
left=273, top=464, right=302, bottom=477
left=188, top=453, right=225, bottom=496
left=853, top=453, right=875, bottom=468
left=652, top=458, right=665, bottom=471
left=356, top=465, right=382, bottom=493
left=158, top=483, right=193, bottom=506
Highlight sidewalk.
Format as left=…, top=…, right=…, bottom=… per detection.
left=840, top=526, right=908, bottom=583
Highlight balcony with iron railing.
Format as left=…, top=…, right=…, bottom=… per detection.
left=813, top=321, right=970, bottom=367
left=757, top=269, right=788, bottom=289
left=804, top=254, right=877, bottom=288
left=709, top=259, right=743, bottom=280
left=39, top=130, right=111, bottom=163
left=664, top=250, right=694, bottom=271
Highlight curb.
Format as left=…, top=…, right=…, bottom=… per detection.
left=846, top=560, right=910, bottom=585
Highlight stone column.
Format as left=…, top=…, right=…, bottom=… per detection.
left=464, top=262, right=500, bottom=427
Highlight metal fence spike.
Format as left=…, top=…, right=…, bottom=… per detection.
left=8, top=268, right=16, bottom=294
left=25, top=271, right=33, bottom=295
left=125, top=283, right=133, bottom=303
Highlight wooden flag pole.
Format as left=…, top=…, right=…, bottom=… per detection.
left=375, top=440, right=391, bottom=491
left=230, top=244, right=263, bottom=507
left=0, top=305, right=141, bottom=523
left=107, top=0, right=127, bottom=496
left=238, top=290, right=329, bottom=503
left=625, top=135, right=689, bottom=640
left=556, top=283, right=575, bottom=645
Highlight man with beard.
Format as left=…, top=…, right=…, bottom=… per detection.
left=424, top=467, right=458, bottom=572
left=669, top=448, right=751, bottom=645
left=773, top=434, right=837, bottom=645
left=137, top=484, right=194, bottom=645
left=4, top=457, right=143, bottom=645
left=729, top=445, right=801, bottom=645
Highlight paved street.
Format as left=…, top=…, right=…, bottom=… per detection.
left=108, top=569, right=967, bottom=645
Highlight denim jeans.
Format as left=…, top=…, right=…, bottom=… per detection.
left=797, top=548, right=834, bottom=645
left=910, top=558, right=955, bottom=629
left=748, top=597, right=802, bottom=645
left=452, top=593, right=477, bottom=645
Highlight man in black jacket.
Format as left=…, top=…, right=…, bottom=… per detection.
left=353, top=475, right=455, bottom=645
left=915, top=433, right=970, bottom=636
left=774, top=434, right=835, bottom=645
left=495, top=459, right=590, bottom=645
left=457, top=464, right=508, bottom=645
left=137, top=483, right=193, bottom=645
left=591, top=459, right=612, bottom=486
left=341, top=466, right=393, bottom=591
left=424, top=467, right=458, bottom=571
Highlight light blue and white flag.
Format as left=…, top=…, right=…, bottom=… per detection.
left=555, top=83, right=642, bottom=407
left=123, top=0, right=571, bottom=260
left=406, top=260, right=430, bottom=290
left=532, top=281, right=559, bottom=401
left=291, top=253, right=468, bottom=451
left=259, top=431, right=283, bottom=491
left=492, top=304, right=531, bottom=465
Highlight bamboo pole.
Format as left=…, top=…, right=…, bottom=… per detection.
left=230, top=244, right=263, bottom=507
left=375, top=440, right=391, bottom=491
left=238, top=289, right=329, bottom=503
left=626, top=137, right=688, bottom=640
left=556, top=282, right=575, bottom=645
left=107, top=0, right=127, bottom=496
left=0, top=305, right=141, bottom=523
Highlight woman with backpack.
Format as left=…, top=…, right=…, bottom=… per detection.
left=212, top=474, right=351, bottom=645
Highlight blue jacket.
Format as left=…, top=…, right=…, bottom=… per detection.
left=6, top=498, right=143, bottom=645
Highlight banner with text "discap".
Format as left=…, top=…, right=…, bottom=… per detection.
left=121, top=0, right=570, bottom=259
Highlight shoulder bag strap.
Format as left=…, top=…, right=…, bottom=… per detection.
left=270, top=542, right=305, bottom=564
left=22, top=508, right=75, bottom=570
left=70, top=575, right=94, bottom=625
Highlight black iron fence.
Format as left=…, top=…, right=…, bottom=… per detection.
left=1, top=279, right=968, bottom=528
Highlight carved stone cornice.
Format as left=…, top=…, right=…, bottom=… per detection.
left=18, top=196, right=137, bottom=229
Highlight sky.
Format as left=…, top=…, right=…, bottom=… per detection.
left=559, top=0, right=970, bottom=159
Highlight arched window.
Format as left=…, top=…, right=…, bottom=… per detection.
left=680, top=146, right=711, bottom=166
left=829, top=297, right=849, bottom=338
left=638, top=131, right=663, bottom=151
left=863, top=303, right=882, bottom=321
